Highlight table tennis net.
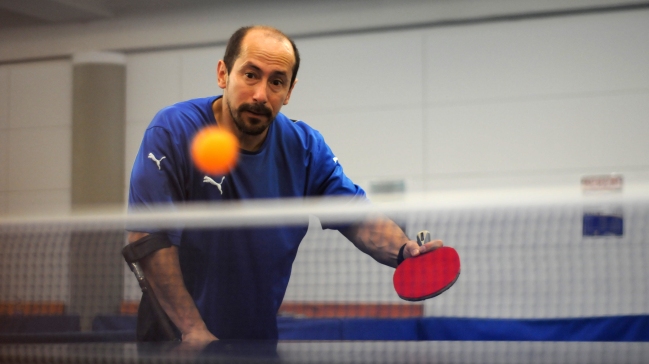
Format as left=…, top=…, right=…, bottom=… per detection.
left=0, top=191, right=647, bottom=343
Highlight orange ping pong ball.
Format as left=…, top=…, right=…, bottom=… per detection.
left=190, top=126, right=239, bottom=175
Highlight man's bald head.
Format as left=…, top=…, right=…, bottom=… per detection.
left=223, top=26, right=300, bottom=87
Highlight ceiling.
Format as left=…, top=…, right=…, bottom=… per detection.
left=0, top=0, right=220, bottom=29
left=1, top=0, right=647, bottom=32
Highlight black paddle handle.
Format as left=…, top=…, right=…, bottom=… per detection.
left=126, top=261, right=180, bottom=341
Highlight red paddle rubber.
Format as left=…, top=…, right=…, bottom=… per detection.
left=393, top=246, right=460, bottom=301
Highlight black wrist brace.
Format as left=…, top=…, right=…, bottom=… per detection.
left=397, top=243, right=407, bottom=266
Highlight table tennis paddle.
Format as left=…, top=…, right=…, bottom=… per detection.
left=393, top=230, right=460, bottom=301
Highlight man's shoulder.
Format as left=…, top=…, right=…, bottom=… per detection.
left=148, top=96, right=218, bottom=131
left=274, top=113, right=322, bottom=140
left=155, top=96, right=216, bottom=119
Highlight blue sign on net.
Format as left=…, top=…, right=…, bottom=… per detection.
left=582, top=213, right=623, bottom=236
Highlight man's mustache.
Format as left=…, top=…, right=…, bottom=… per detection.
left=239, top=103, right=272, bottom=117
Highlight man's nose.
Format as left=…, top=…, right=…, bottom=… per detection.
left=252, top=82, right=268, bottom=104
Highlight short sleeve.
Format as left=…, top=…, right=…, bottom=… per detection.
left=306, top=129, right=366, bottom=199
left=128, top=122, right=189, bottom=245
left=305, top=128, right=368, bottom=230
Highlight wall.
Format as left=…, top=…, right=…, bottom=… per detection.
left=0, top=4, right=647, bottom=215
left=0, top=3, right=648, bottom=316
left=125, top=9, right=649, bottom=200
left=0, top=60, right=72, bottom=216
left=3, top=0, right=647, bottom=63
left=285, top=197, right=649, bottom=318
left=121, top=8, right=649, bottom=313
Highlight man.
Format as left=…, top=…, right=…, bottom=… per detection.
left=127, top=25, right=442, bottom=344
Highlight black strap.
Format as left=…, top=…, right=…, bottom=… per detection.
left=397, top=243, right=407, bottom=266
left=121, top=232, right=179, bottom=342
left=122, top=233, right=172, bottom=263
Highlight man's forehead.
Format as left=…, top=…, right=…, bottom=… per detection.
left=238, top=29, right=295, bottom=68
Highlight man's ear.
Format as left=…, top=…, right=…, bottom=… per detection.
left=283, top=78, right=298, bottom=106
left=217, top=60, right=228, bottom=89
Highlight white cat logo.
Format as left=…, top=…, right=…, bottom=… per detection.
left=148, top=153, right=166, bottom=170
left=203, top=176, right=225, bottom=195
left=333, top=157, right=338, bottom=164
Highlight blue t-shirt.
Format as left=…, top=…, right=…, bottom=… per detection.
left=128, top=96, right=366, bottom=340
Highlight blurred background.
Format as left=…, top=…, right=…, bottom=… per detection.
left=0, top=0, right=648, bottom=213
left=0, top=1, right=648, bottom=344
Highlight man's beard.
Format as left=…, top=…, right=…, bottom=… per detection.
left=227, top=99, right=274, bottom=136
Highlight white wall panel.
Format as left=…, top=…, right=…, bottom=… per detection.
left=0, top=223, right=69, bottom=302
left=4, top=0, right=646, bottom=63
left=0, top=193, right=5, bottom=215
left=300, top=107, right=424, bottom=183
left=0, top=131, right=7, bottom=193
left=8, top=127, right=71, bottom=191
left=285, top=216, right=397, bottom=303
left=0, top=122, right=4, bottom=213
left=283, top=30, right=424, bottom=116
left=180, top=47, right=225, bottom=101
left=124, top=120, right=150, bottom=185
left=286, top=199, right=649, bottom=318
left=424, top=93, right=649, bottom=179
left=424, top=10, right=649, bottom=104
left=0, top=67, right=8, bottom=130
left=9, top=61, right=72, bottom=128
left=126, top=51, right=183, bottom=123
left=5, top=189, right=70, bottom=216
left=422, top=202, right=649, bottom=318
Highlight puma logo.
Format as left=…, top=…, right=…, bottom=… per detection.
left=333, top=157, right=338, bottom=164
left=148, top=153, right=166, bottom=170
left=203, top=176, right=225, bottom=195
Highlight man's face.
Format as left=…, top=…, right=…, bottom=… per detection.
left=218, top=30, right=296, bottom=136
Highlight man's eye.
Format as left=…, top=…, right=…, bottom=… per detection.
left=244, top=73, right=255, bottom=79
left=271, top=80, right=283, bottom=86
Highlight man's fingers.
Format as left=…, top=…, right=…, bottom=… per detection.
left=404, top=241, right=420, bottom=259
left=420, top=239, right=444, bottom=254
left=405, top=239, right=444, bottom=259
left=181, top=329, right=218, bottom=349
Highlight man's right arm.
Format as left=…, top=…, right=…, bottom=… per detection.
left=128, top=232, right=217, bottom=344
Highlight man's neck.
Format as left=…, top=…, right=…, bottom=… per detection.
left=212, top=97, right=267, bottom=152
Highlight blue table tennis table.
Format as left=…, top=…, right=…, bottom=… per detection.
left=1, top=340, right=648, bottom=364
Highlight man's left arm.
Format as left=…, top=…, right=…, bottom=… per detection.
left=339, top=215, right=443, bottom=268
left=305, top=130, right=442, bottom=265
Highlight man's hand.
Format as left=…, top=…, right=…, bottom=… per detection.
left=169, top=328, right=218, bottom=353
left=401, top=239, right=444, bottom=260
left=127, top=232, right=218, bottom=344
left=180, top=327, right=218, bottom=349
left=341, top=215, right=444, bottom=268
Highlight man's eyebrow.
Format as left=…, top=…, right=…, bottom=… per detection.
left=243, top=62, right=262, bottom=72
left=242, top=62, right=288, bottom=79
left=271, top=70, right=288, bottom=79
